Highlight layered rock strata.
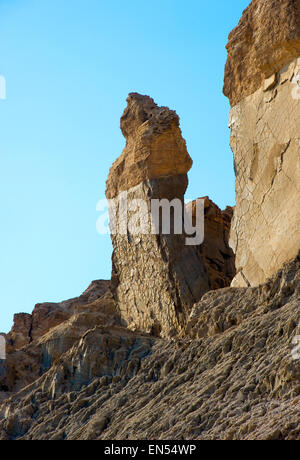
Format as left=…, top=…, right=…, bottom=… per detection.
left=5, top=280, right=109, bottom=350
left=106, top=93, right=234, bottom=337
left=0, top=294, right=119, bottom=399
left=224, top=0, right=300, bottom=287
left=0, top=254, right=299, bottom=440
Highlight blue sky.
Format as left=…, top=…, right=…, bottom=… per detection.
left=0, top=0, right=249, bottom=332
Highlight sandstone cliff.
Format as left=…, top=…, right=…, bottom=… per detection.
left=224, top=0, right=300, bottom=287
left=0, top=254, right=299, bottom=440
left=1, top=95, right=235, bottom=404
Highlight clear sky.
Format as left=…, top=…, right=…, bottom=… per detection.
left=0, top=0, right=249, bottom=332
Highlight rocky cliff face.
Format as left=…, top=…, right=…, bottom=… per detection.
left=0, top=281, right=111, bottom=397
left=224, top=0, right=300, bottom=107
left=224, top=0, right=300, bottom=287
left=6, top=314, right=32, bottom=351
left=106, top=93, right=193, bottom=200
left=195, top=198, right=235, bottom=290
left=106, top=93, right=235, bottom=337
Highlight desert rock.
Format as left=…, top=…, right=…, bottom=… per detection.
left=5, top=280, right=110, bottom=351
left=106, top=94, right=235, bottom=337
left=224, top=0, right=300, bottom=107
left=192, top=197, right=235, bottom=290
left=0, top=254, right=299, bottom=440
left=106, top=93, right=193, bottom=200
left=224, top=0, right=300, bottom=287
left=0, top=0, right=299, bottom=441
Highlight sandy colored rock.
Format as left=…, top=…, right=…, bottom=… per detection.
left=0, top=254, right=299, bottom=440
left=2, top=1, right=300, bottom=440
left=109, top=178, right=208, bottom=338
left=4, top=280, right=110, bottom=353
left=228, top=58, right=300, bottom=287
left=0, top=281, right=112, bottom=395
left=0, top=96, right=236, bottom=424
left=224, top=0, right=300, bottom=106
left=106, top=93, right=193, bottom=199
left=107, top=94, right=235, bottom=337
left=6, top=314, right=32, bottom=350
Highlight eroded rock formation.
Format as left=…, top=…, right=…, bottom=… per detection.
left=106, top=93, right=234, bottom=337
left=224, top=0, right=300, bottom=287
left=6, top=314, right=32, bottom=351
left=106, top=93, right=193, bottom=200
left=0, top=281, right=111, bottom=397
left=0, top=96, right=236, bottom=408
left=224, top=0, right=300, bottom=107
left=0, top=0, right=299, bottom=441
left=0, top=254, right=299, bottom=440
left=5, top=280, right=110, bottom=350
left=194, top=197, right=235, bottom=290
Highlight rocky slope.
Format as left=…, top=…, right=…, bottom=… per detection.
left=0, top=254, right=299, bottom=440
left=5, top=280, right=110, bottom=351
left=225, top=0, right=300, bottom=287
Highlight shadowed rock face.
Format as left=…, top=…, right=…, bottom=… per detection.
left=196, top=198, right=236, bottom=290
left=224, top=0, right=300, bottom=107
left=106, top=94, right=235, bottom=337
left=224, top=0, right=300, bottom=287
